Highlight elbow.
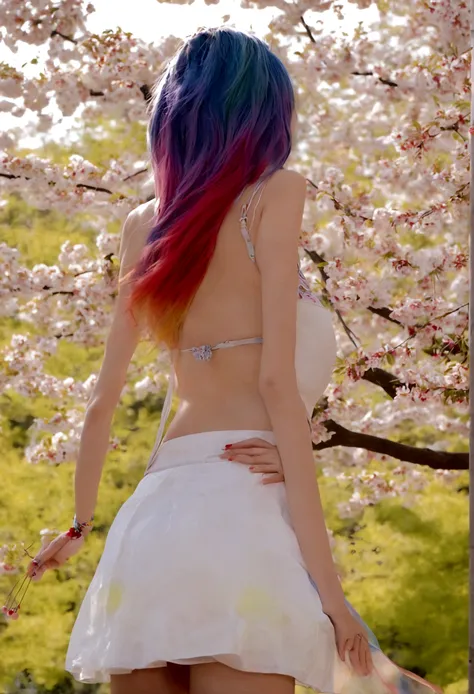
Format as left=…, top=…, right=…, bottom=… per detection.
left=258, top=373, right=298, bottom=401
left=86, top=396, right=116, bottom=421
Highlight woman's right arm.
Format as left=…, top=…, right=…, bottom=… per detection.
left=255, top=169, right=372, bottom=676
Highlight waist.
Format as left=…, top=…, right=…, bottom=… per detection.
left=145, top=429, right=275, bottom=475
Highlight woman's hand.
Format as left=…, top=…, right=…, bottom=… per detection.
left=220, top=437, right=284, bottom=484
left=26, top=531, right=86, bottom=581
left=325, top=605, right=373, bottom=677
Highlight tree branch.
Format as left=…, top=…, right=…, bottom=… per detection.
left=300, top=15, right=316, bottom=43
left=50, top=30, right=77, bottom=45
left=139, top=84, right=153, bottom=103
left=0, top=173, right=138, bottom=197
left=76, top=182, right=115, bottom=195
left=361, top=367, right=407, bottom=398
left=314, top=419, right=468, bottom=470
left=123, top=168, right=149, bottom=181
left=299, top=19, right=398, bottom=88
left=302, top=247, right=360, bottom=347
left=367, top=306, right=403, bottom=325
left=351, top=70, right=398, bottom=88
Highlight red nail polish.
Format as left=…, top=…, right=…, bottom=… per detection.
left=224, top=444, right=232, bottom=449
left=249, top=466, right=254, bottom=470
left=228, top=457, right=234, bottom=461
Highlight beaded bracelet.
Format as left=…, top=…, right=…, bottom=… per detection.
left=3, top=515, right=94, bottom=620
left=66, top=515, right=94, bottom=539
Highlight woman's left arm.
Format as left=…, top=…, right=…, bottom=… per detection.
left=74, top=207, right=149, bottom=527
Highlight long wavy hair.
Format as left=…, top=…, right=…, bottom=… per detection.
left=124, top=27, right=295, bottom=348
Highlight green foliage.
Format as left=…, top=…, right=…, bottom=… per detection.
left=0, top=404, right=155, bottom=692
left=320, top=472, right=468, bottom=690
left=0, top=195, right=94, bottom=269
left=0, top=438, right=467, bottom=692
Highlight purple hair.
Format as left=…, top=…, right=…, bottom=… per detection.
left=126, top=27, right=295, bottom=346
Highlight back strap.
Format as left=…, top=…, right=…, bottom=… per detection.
left=144, top=335, right=264, bottom=472
left=181, top=336, right=263, bottom=361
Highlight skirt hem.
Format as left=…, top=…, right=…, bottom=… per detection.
left=66, top=653, right=333, bottom=692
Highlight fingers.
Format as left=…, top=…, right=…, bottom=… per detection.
left=336, top=635, right=347, bottom=662
left=27, top=532, right=71, bottom=577
left=223, top=456, right=283, bottom=476
left=338, top=635, right=365, bottom=677
left=31, top=558, right=61, bottom=581
left=37, top=534, right=70, bottom=563
left=221, top=451, right=280, bottom=469
left=223, top=438, right=274, bottom=450
left=246, top=464, right=278, bottom=473
left=363, top=640, right=373, bottom=675
left=356, top=634, right=372, bottom=676
left=261, top=473, right=285, bottom=485
left=220, top=447, right=270, bottom=461
left=348, top=635, right=371, bottom=677
left=353, top=636, right=365, bottom=676
left=343, top=636, right=354, bottom=662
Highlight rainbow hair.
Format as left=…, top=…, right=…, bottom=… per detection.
left=125, top=27, right=295, bottom=347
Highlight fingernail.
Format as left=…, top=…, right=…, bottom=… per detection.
left=224, top=444, right=232, bottom=449
left=228, top=457, right=234, bottom=461
left=249, top=466, right=254, bottom=470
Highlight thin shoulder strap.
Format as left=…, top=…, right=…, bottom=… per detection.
left=246, top=177, right=267, bottom=210
left=239, top=177, right=269, bottom=263
left=247, top=178, right=268, bottom=231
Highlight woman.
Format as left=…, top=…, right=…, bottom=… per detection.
left=27, top=28, right=440, bottom=694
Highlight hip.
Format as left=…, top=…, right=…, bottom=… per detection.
left=145, top=428, right=276, bottom=476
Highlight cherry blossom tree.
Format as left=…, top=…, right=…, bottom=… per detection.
left=0, top=0, right=469, bottom=530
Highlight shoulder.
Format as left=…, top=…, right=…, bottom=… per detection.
left=120, top=199, right=156, bottom=256
left=118, top=199, right=156, bottom=268
left=264, top=168, right=307, bottom=199
left=254, top=169, right=307, bottom=264
left=123, top=198, right=156, bottom=238
left=256, top=169, right=307, bottom=242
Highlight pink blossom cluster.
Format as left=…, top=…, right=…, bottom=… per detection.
left=0, top=0, right=468, bottom=518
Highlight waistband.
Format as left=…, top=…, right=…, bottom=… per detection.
left=145, top=429, right=276, bottom=475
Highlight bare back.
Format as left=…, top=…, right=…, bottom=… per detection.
left=170, top=181, right=272, bottom=439
left=142, top=181, right=271, bottom=441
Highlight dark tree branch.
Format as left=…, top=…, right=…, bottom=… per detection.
left=76, top=182, right=115, bottom=195
left=361, top=367, right=407, bottom=398
left=351, top=70, right=398, bottom=88
left=50, top=30, right=77, bottom=45
left=299, top=18, right=398, bottom=88
left=89, top=85, right=152, bottom=101
left=0, top=173, right=137, bottom=197
left=139, top=84, right=153, bottom=103
left=123, top=168, right=149, bottom=181
left=367, top=305, right=403, bottom=325
left=314, top=419, right=468, bottom=470
left=303, top=247, right=360, bottom=347
left=300, top=15, right=316, bottom=43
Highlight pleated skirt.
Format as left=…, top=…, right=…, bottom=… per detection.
left=65, top=429, right=441, bottom=694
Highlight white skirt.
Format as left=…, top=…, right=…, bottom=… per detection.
left=65, top=428, right=338, bottom=689
left=65, top=429, right=439, bottom=694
